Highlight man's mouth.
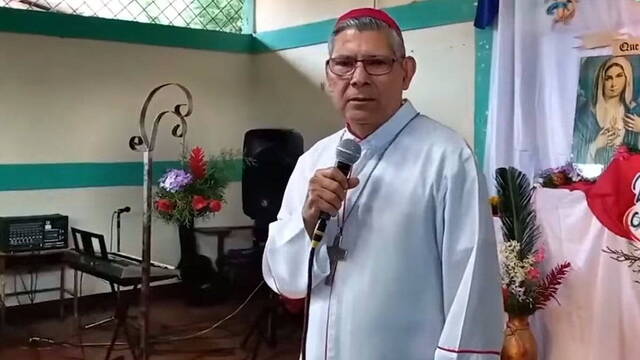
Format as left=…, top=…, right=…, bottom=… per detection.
left=348, top=97, right=375, bottom=103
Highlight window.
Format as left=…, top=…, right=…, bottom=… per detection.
left=2, top=0, right=246, bottom=33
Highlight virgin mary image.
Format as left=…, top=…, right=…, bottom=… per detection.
left=572, top=56, right=640, bottom=166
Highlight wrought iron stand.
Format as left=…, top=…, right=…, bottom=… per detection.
left=129, top=83, right=193, bottom=359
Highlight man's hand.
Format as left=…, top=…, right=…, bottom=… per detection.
left=303, top=168, right=359, bottom=237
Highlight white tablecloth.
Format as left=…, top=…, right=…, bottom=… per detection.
left=496, top=187, right=640, bottom=359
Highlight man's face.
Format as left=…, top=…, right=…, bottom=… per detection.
left=325, top=29, right=415, bottom=131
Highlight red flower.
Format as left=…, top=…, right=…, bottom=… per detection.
left=209, top=199, right=222, bottom=212
left=189, top=147, right=208, bottom=180
left=551, top=172, right=570, bottom=186
left=192, top=195, right=208, bottom=211
left=156, top=199, right=174, bottom=213
left=527, top=268, right=541, bottom=280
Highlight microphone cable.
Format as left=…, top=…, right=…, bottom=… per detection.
left=299, top=114, right=417, bottom=359
left=300, top=137, right=361, bottom=360
left=27, top=281, right=264, bottom=351
left=301, top=219, right=326, bottom=360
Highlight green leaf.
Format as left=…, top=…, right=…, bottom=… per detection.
left=495, top=167, right=541, bottom=260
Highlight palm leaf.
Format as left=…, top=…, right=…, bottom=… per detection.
left=495, top=167, right=541, bottom=260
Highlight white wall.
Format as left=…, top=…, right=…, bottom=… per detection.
left=256, top=0, right=417, bottom=32
left=0, top=32, right=256, bottom=305
left=252, top=22, right=476, bottom=148
left=0, top=33, right=255, bottom=163
left=0, top=2, right=477, bottom=306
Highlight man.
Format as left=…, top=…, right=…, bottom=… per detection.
left=262, top=8, right=504, bottom=360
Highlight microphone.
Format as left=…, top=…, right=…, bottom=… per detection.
left=311, top=138, right=361, bottom=247
left=302, top=138, right=362, bottom=359
left=116, top=206, right=131, bottom=214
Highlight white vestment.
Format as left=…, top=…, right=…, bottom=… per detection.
left=263, top=101, right=504, bottom=359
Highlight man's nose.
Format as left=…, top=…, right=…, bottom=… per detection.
left=350, top=62, right=371, bottom=87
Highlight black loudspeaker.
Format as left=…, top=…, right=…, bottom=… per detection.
left=237, top=129, right=303, bottom=359
left=242, top=129, right=304, bottom=229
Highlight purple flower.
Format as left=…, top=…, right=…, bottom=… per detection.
left=159, top=169, right=193, bottom=192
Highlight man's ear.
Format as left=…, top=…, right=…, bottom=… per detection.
left=324, top=67, right=336, bottom=95
left=402, top=56, right=417, bottom=90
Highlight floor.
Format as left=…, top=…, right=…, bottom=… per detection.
left=0, top=283, right=302, bottom=360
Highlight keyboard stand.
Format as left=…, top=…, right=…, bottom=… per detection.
left=65, top=250, right=178, bottom=359
left=104, top=284, right=139, bottom=360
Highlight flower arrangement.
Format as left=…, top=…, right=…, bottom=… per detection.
left=496, top=167, right=572, bottom=316
left=154, top=146, right=236, bottom=226
left=536, top=147, right=640, bottom=188
left=536, top=162, right=590, bottom=188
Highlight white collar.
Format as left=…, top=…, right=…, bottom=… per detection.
left=343, top=100, right=419, bottom=151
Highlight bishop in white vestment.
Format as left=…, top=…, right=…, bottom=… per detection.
left=263, top=8, right=504, bottom=360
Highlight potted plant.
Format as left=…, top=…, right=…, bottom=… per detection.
left=495, top=167, right=572, bottom=360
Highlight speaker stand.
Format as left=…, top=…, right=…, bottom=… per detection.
left=241, top=289, right=280, bottom=360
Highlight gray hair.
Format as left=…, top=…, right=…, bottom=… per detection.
left=328, top=17, right=406, bottom=58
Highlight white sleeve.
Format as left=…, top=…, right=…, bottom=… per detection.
left=434, top=148, right=504, bottom=360
left=262, top=156, right=331, bottom=299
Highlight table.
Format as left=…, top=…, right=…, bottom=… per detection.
left=0, top=250, right=75, bottom=331
left=193, top=225, right=254, bottom=273
left=503, top=187, right=640, bottom=359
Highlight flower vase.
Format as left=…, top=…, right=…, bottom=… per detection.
left=176, top=219, right=230, bottom=305
left=177, top=220, right=197, bottom=268
left=501, top=314, right=538, bottom=360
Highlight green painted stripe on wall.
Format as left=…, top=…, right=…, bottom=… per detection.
left=474, top=28, right=494, bottom=169
left=253, top=0, right=476, bottom=52
left=387, top=0, right=476, bottom=32
left=0, top=1, right=476, bottom=54
left=252, top=18, right=334, bottom=52
left=0, top=160, right=242, bottom=192
left=0, top=7, right=254, bottom=53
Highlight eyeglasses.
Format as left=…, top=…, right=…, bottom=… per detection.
left=326, top=56, right=401, bottom=76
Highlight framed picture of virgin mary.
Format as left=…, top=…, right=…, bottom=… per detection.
left=572, top=55, right=640, bottom=171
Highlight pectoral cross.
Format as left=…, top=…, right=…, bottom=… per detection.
left=325, top=233, right=347, bottom=286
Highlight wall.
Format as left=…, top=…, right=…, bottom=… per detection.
left=256, top=0, right=417, bottom=32
left=252, top=1, right=477, bottom=147
left=0, top=32, right=255, bottom=305
left=0, top=0, right=481, bottom=306
left=252, top=24, right=476, bottom=147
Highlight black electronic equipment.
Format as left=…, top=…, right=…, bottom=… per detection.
left=0, top=214, right=68, bottom=253
left=239, top=129, right=304, bottom=359
left=65, top=251, right=178, bottom=286
left=242, top=129, right=304, bottom=234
